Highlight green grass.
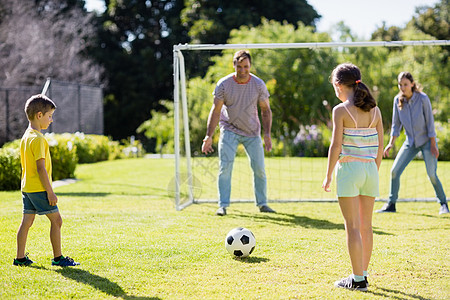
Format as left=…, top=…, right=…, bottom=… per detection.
left=0, top=158, right=449, bottom=299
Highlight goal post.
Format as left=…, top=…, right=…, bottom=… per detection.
left=173, top=40, right=450, bottom=211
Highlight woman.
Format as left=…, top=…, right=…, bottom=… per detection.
left=377, top=72, right=448, bottom=215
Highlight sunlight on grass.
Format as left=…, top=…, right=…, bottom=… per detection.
left=0, top=158, right=448, bottom=299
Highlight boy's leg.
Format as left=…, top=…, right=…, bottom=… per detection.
left=46, top=212, right=63, bottom=258
left=17, top=214, right=36, bottom=259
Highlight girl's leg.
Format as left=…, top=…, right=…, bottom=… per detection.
left=17, top=214, right=36, bottom=258
left=338, top=196, right=363, bottom=276
left=46, top=212, right=63, bottom=258
left=359, top=195, right=375, bottom=271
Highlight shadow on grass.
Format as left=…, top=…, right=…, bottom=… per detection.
left=54, top=268, right=161, bottom=300
left=232, top=212, right=392, bottom=235
left=56, top=192, right=110, bottom=197
left=233, top=256, right=269, bottom=264
left=367, top=285, right=431, bottom=300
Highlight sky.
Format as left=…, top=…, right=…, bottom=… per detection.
left=84, top=0, right=439, bottom=40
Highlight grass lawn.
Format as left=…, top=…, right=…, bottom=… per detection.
left=0, top=157, right=449, bottom=299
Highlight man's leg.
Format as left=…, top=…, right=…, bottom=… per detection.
left=243, top=136, right=269, bottom=208
left=218, top=130, right=239, bottom=208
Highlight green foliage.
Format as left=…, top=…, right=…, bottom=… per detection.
left=436, top=121, right=450, bottom=161
left=181, top=0, right=320, bottom=44
left=71, top=133, right=114, bottom=163
left=0, top=133, right=146, bottom=190
left=0, top=147, right=21, bottom=190
left=137, top=100, right=175, bottom=154
left=45, top=133, right=79, bottom=180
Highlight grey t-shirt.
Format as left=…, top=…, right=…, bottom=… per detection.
left=213, top=73, right=270, bottom=137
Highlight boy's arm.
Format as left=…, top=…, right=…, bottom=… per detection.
left=36, top=158, right=58, bottom=206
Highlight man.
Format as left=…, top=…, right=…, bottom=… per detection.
left=201, top=50, right=276, bottom=216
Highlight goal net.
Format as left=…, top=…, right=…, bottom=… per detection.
left=172, top=40, right=449, bottom=211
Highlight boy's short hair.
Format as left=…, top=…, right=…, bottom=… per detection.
left=233, top=50, right=251, bottom=65
left=24, top=94, right=56, bottom=121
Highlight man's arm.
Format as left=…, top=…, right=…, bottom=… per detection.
left=201, top=97, right=224, bottom=154
left=36, top=158, right=58, bottom=206
left=259, top=98, right=272, bottom=152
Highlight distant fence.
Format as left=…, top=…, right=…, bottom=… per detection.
left=0, top=80, right=103, bottom=146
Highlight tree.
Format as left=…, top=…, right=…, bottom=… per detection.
left=0, top=0, right=102, bottom=87
left=371, top=22, right=402, bottom=42
left=91, top=0, right=188, bottom=141
left=181, top=0, right=320, bottom=44
left=412, top=0, right=449, bottom=40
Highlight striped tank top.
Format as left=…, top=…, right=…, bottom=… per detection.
left=340, top=106, right=379, bottom=161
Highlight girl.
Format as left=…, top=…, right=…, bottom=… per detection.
left=322, top=63, right=383, bottom=291
left=378, top=72, right=448, bottom=214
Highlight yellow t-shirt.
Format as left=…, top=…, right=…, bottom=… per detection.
left=20, top=128, right=52, bottom=192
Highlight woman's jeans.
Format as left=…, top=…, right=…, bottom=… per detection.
left=218, top=130, right=267, bottom=208
left=388, top=140, right=446, bottom=205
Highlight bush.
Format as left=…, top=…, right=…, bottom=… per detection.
left=45, top=133, right=78, bottom=180
left=0, top=147, right=21, bottom=190
left=0, top=132, right=146, bottom=191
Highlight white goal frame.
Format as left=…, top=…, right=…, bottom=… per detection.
left=172, top=40, right=450, bottom=211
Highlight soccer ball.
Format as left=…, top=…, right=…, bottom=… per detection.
left=225, top=227, right=256, bottom=257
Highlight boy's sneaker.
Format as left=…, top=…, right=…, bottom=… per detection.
left=334, top=275, right=368, bottom=291
left=13, top=253, right=34, bottom=266
left=52, top=256, right=80, bottom=267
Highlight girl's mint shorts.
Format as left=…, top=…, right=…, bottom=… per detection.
left=336, top=161, right=379, bottom=198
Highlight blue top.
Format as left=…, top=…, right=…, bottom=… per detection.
left=390, top=91, right=436, bottom=147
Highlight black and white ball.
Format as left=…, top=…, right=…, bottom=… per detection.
left=225, top=227, right=256, bottom=257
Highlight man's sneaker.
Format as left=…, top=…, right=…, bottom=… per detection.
left=376, top=203, right=396, bottom=213
left=216, top=207, right=227, bottom=216
left=13, top=253, right=34, bottom=266
left=439, top=203, right=449, bottom=215
left=334, top=275, right=368, bottom=291
left=259, top=205, right=276, bottom=213
left=52, top=256, right=80, bottom=267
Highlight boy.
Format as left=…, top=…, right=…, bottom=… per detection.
left=14, top=94, right=79, bottom=267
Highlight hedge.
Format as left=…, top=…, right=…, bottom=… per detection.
left=0, top=133, right=144, bottom=190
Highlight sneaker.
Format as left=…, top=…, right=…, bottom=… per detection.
left=52, top=256, right=80, bottom=267
left=259, top=205, right=276, bottom=213
left=13, top=253, right=34, bottom=266
left=334, top=275, right=368, bottom=291
left=365, top=276, right=369, bottom=287
left=216, top=207, right=227, bottom=216
left=439, top=203, right=449, bottom=215
left=376, top=203, right=396, bottom=213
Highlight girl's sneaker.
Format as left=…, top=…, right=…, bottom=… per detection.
left=52, top=256, right=80, bottom=267
left=334, top=275, right=368, bottom=291
left=13, top=253, right=34, bottom=266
